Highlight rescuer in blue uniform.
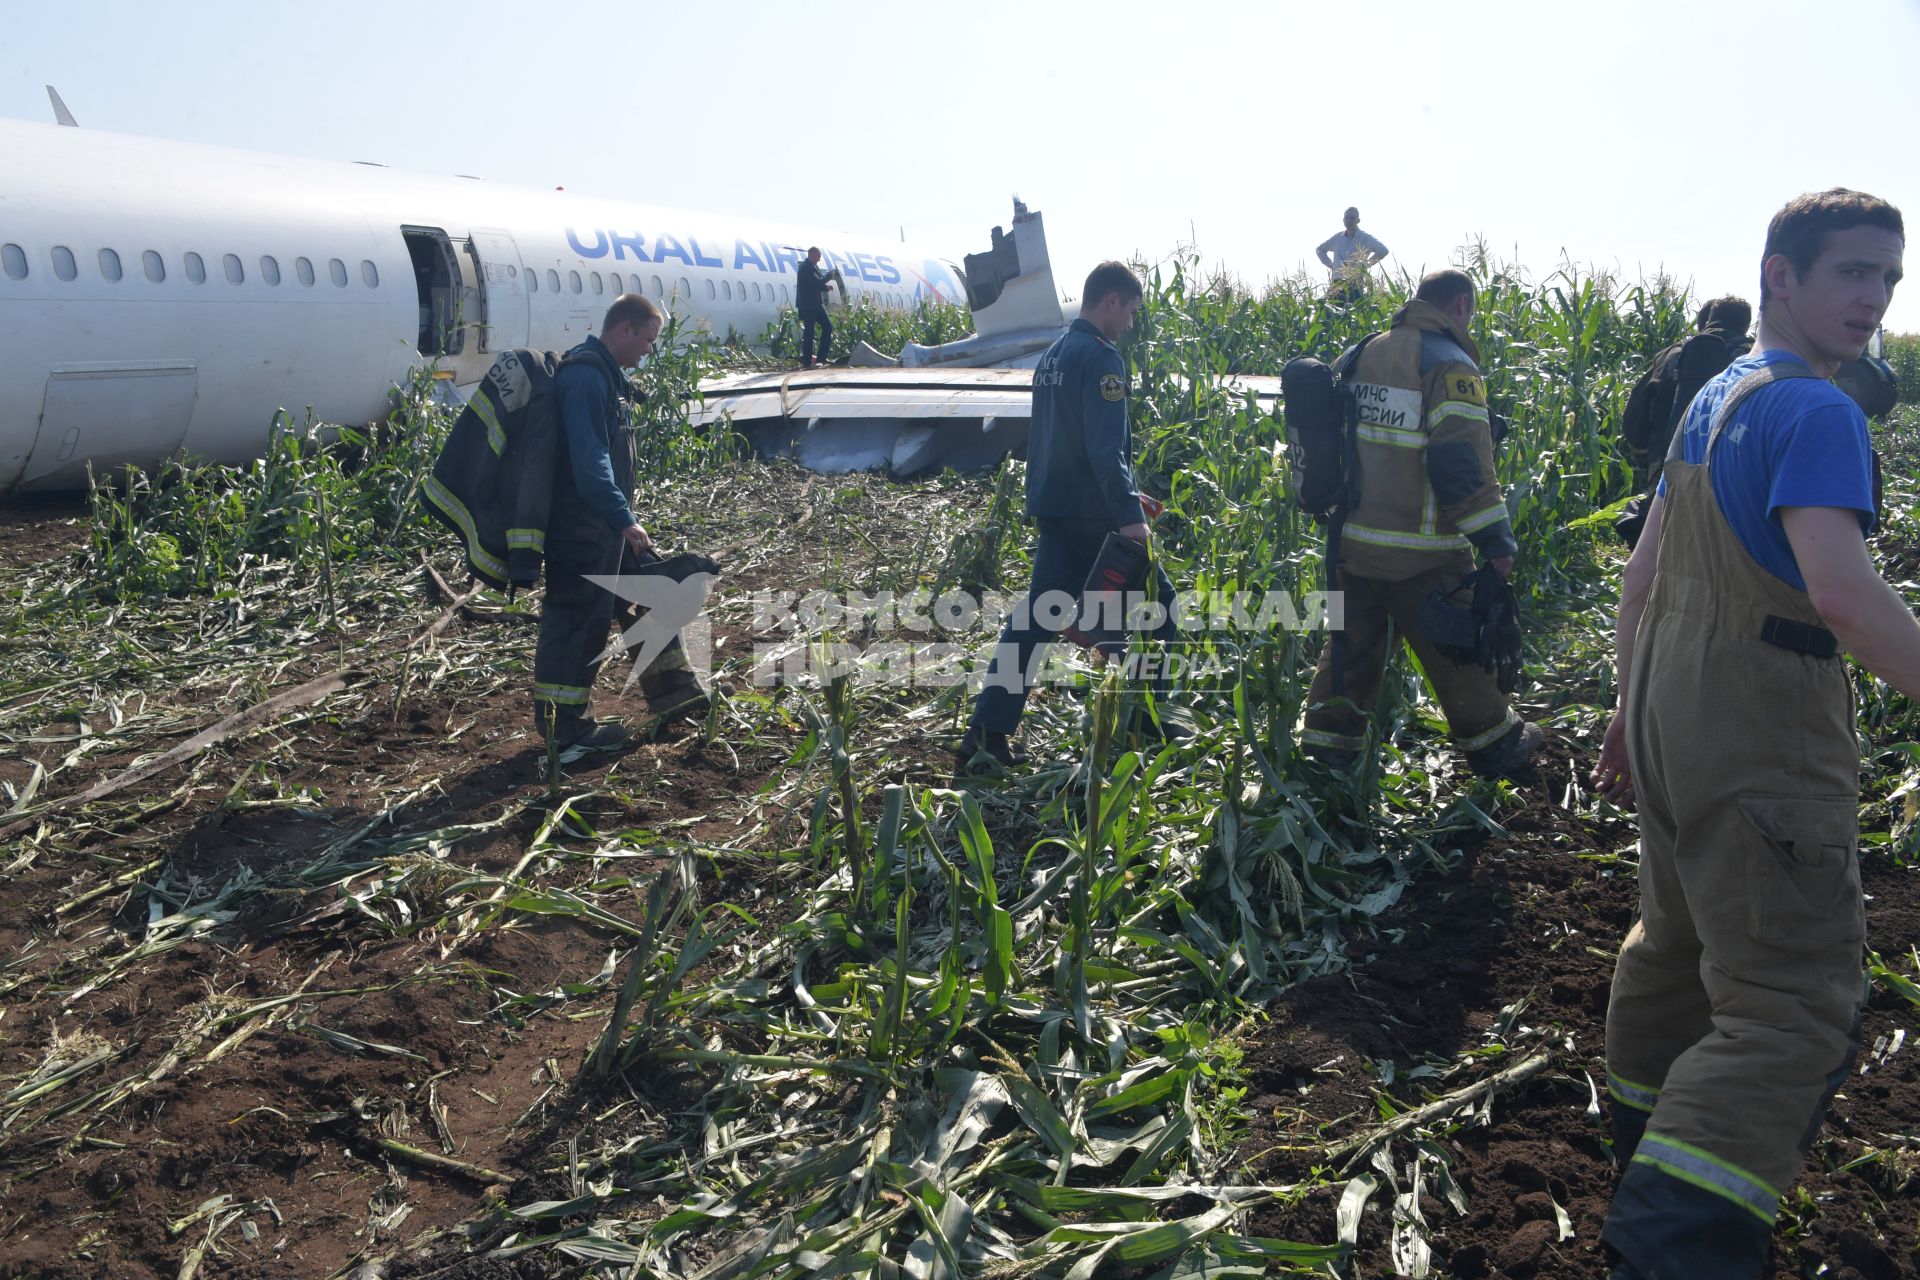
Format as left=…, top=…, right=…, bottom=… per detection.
left=535, top=294, right=707, bottom=751
left=796, top=247, right=836, bottom=368
left=958, top=260, right=1178, bottom=770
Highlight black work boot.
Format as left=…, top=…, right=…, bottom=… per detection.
left=1303, top=744, right=1361, bottom=771
left=555, top=720, right=630, bottom=754
left=641, top=666, right=713, bottom=722
left=955, top=727, right=1024, bottom=774
left=1466, top=720, right=1544, bottom=779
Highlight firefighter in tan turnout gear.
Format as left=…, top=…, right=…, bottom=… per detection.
left=1592, top=189, right=1907, bottom=1280
left=1301, top=269, right=1543, bottom=777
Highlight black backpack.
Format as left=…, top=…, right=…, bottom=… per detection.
left=1621, top=330, right=1751, bottom=475
left=1835, top=354, right=1900, bottom=419
left=1280, top=334, right=1382, bottom=700
left=1279, top=333, right=1379, bottom=519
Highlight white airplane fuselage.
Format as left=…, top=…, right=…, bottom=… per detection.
left=0, top=118, right=967, bottom=492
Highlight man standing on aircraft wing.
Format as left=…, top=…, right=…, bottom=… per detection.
left=535, top=294, right=712, bottom=752
left=957, top=261, right=1181, bottom=771
left=1592, top=189, right=1906, bottom=1280
left=796, top=247, right=836, bottom=368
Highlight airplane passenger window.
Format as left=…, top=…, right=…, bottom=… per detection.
left=527, top=270, right=538, bottom=293
left=295, top=257, right=315, bottom=286
left=607, top=272, right=621, bottom=294
left=52, top=246, right=77, bottom=281
left=143, top=250, right=165, bottom=283
left=678, top=277, right=690, bottom=299
left=260, top=255, right=281, bottom=286
left=547, top=269, right=560, bottom=292
left=98, top=248, right=123, bottom=282
left=224, top=254, right=245, bottom=284
left=1, top=244, right=25, bottom=281
left=569, top=270, right=582, bottom=294
left=652, top=274, right=664, bottom=297
left=361, top=260, right=379, bottom=287
left=329, top=258, right=348, bottom=287
left=705, top=279, right=716, bottom=300
left=184, top=252, right=206, bottom=284
left=781, top=285, right=791, bottom=303
left=591, top=272, right=603, bottom=295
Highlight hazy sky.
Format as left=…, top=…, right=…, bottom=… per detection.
left=5, top=0, right=1917, bottom=329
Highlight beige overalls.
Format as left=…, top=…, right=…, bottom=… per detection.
left=1603, top=364, right=1867, bottom=1274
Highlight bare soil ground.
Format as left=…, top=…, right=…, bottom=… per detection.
left=0, top=497, right=89, bottom=565
left=1238, top=772, right=1920, bottom=1279
left=0, top=474, right=1914, bottom=1279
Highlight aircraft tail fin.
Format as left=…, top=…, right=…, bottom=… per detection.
left=47, top=86, right=78, bottom=127
left=962, top=199, right=1064, bottom=339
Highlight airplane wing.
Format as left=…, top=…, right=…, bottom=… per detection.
left=692, top=367, right=1280, bottom=476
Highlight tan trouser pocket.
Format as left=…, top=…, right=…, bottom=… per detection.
left=1737, top=795, right=1866, bottom=949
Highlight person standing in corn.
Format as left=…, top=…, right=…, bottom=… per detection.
left=1300, top=268, right=1541, bottom=778
left=1316, top=206, right=1389, bottom=303
left=1591, top=190, right=1907, bottom=1279
left=957, top=260, right=1178, bottom=770
left=535, top=294, right=712, bottom=752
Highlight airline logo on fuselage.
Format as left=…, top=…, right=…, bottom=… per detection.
left=566, top=228, right=898, bottom=283
left=563, top=228, right=960, bottom=302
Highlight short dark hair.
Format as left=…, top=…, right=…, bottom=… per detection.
left=1344, top=206, right=1359, bottom=221
left=1694, top=295, right=1751, bottom=335
left=1760, top=188, right=1904, bottom=307
left=1082, top=261, right=1143, bottom=309
left=1415, top=268, right=1475, bottom=311
left=605, top=293, right=664, bottom=333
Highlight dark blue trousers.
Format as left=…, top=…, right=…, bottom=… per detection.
left=970, top=517, right=1177, bottom=735
left=800, top=309, right=833, bottom=364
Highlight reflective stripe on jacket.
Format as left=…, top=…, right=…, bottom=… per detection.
left=423, top=348, right=563, bottom=588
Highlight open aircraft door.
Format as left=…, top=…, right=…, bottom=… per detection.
left=466, top=229, right=529, bottom=353
left=19, top=360, right=197, bottom=491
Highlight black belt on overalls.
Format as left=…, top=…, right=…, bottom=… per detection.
left=1760, top=614, right=1838, bottom=659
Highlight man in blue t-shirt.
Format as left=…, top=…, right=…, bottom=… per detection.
left=1592, top=190, right=1908, bottom=1280
left=1655, top=347, right=1877, bottom=589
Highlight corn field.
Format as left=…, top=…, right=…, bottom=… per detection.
left=0, top=253, right=1915, bottom=1279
